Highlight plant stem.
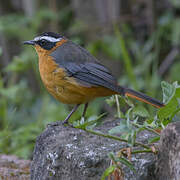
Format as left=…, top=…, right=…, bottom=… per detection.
left=144, top=126, right=160, bottom=136
left=115, top=95, right=121, bottom=118
left=76, top=127, right=150, bottom=150
left=131, top=149, right=156, bottom=154
left=132, top=122, right=160, bottom=136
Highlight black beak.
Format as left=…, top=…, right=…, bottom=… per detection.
left=23, top=40, right=35, bottom=45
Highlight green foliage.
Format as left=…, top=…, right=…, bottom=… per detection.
left=76, top=81, right=180, bottom=177
left=108, top=152, right=135, bottom=176
left=148, top=136, right=160, bottom=144
left=132, top=106, right=150, bottom=118
left=74, top=112, right=106, bottom=130
left=158, top=81, right=180, bottom=125
left=115, top=26, right=138, bottom=90
left=106, top=81, right=180, bottom=147
left=101, top=165, right=116, bottom=180
left=115, top=157, right=135, bottom=173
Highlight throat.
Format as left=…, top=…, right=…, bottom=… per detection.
left=38, top=54, right=58, bottom=83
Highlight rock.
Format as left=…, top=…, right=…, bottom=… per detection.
left=30, top=121, right=156, bottom=180
left=155, top=122, right=180, bottom=180
left=0, top=154, right=30, bottom=180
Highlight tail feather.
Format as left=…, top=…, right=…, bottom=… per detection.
left=106, top=83, right=164, bottom=108
left=113, top=85, right=164, bottom=108
left=123, top=88, right=164, bottom=108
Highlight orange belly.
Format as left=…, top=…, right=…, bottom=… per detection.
left=38, top=52, right=115, bottom=104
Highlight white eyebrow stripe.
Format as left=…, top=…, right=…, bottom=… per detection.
left=34, top=36, right=62, bottom=42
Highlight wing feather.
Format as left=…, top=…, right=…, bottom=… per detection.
left=50, top=41, right=117, bottom=89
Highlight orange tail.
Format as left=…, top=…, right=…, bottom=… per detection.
left=123, top=88, right=164, bottom=108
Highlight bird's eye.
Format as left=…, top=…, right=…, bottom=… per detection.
left=37, top=38, right=55, bottom=50
left=40, top=39, right=47, bottom=46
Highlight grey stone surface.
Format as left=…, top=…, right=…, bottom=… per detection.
left=30, top=121, right=156, bottom=180
left=155, top=122, right=180, bottom=180
left=0, top=154, right=30, bottom=180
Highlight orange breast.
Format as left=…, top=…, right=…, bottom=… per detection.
left=35, top=45, right=115, bottom=104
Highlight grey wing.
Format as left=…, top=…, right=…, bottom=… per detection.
left=50, top=41, right=117, bottom=89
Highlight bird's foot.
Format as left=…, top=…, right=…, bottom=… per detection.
left=47, top=121, right=74, bottom=128
left=63, top=121, right=74, bottom=128
left=47, top=121, right=73, bottom=128
left=47, top=121, right=63, bottom=127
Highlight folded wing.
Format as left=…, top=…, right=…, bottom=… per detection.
left=50, top=41, right=120, bottom=92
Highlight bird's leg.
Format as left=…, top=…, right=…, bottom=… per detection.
left=82, top=103, right=88, bottom=118
left=47, top=104, right=80, bottom=127
left=80, top=103, right=88, bottom=123
left=63, top=104, right=80, bottom=125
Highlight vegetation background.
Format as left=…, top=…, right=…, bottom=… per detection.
left=0, top=0, right=180, bottom=160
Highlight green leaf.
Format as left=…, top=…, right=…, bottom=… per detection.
left=109, top=125, right=129, bottom=135
left=101, top=165, right=116, bottom=180
left=109, top=152, right=135, bottom=173
left=175, top=87, right=180, bottom=98
left=128, top=130, right=136, bottom=146
left=170, top=108, right=180, bottom=121
left=133, top=106, right=150, bottom=118
left=116, top=157, right=136, bottom=173
left=105, top=96, right=116, bottom=106
left=161, top=81, right=176, bottom=104
left=146, top=118, right=154, bottom=124
left=158, top=81, right=180, bottom=122
left=158, top=96, right=178, bottom=120
left=125, top=107, right=133, bottom=128
left=74, top=113, right=106, bottom=129
left=148, top=136, right=160, bottom=144
left=108, top=120, right=130, bottom=135
left=109, top=152, right=116, bottom=161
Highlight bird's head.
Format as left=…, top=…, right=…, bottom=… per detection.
left=23, top=32, right=67, bottom=54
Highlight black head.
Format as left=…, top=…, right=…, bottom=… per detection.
left=23, top=32, right=64, bottom=50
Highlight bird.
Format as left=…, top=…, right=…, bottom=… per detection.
left=23, top=32, right=164, bottom=125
